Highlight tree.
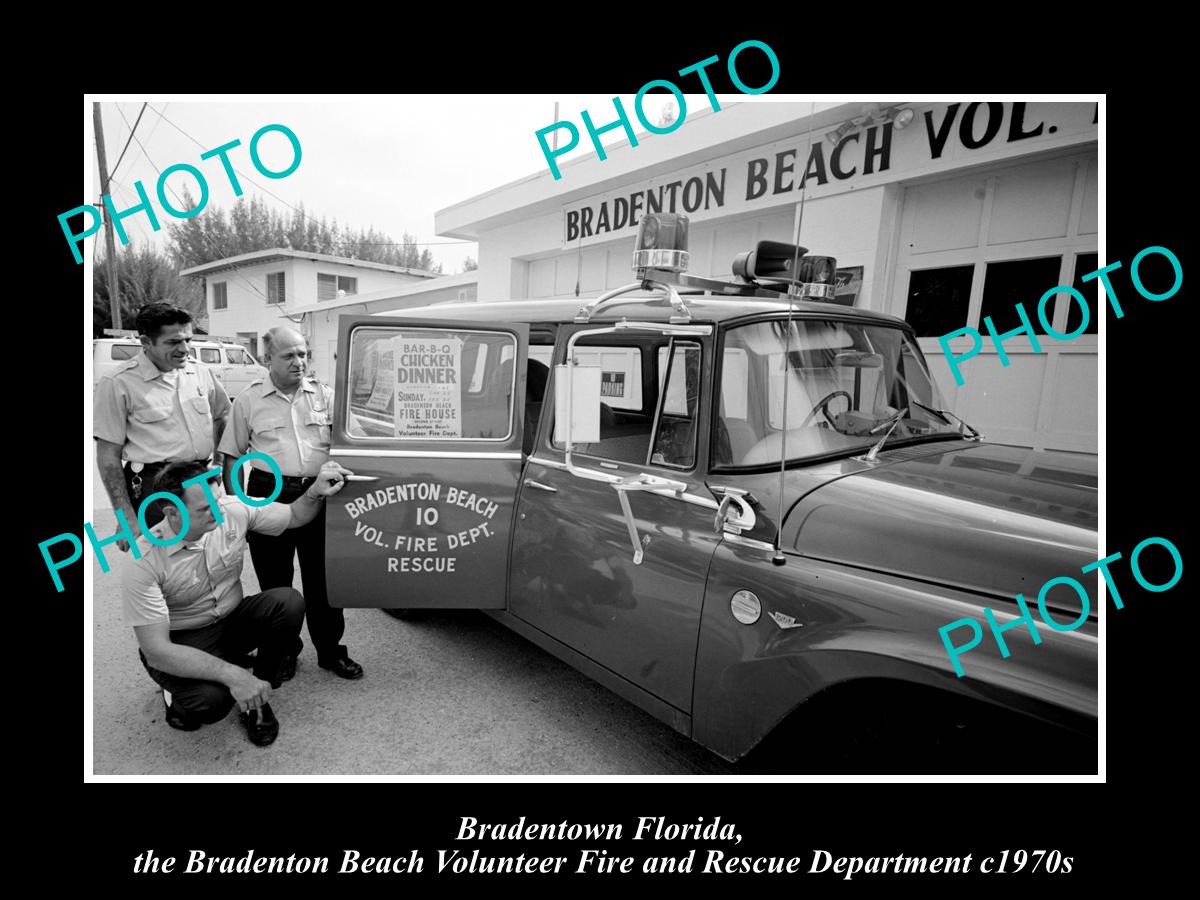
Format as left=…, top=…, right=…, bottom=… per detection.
left=462, top=256, right=478, bottom=272
left=166, top=192, right=442, bottom=273
left=93, top=244, right=204, bottom=337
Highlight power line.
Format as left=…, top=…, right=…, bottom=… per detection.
left=326, top=239, right=473, bottom=247
left=109, top=111, right=461, bottom=322
left=146, top=104, right=472, bottom=250
left=105, top=178, right=266, bottom=318
left=108, top=102, right=147, bottom=181
left=119, top=123, right=271, bottom=303
left=108, top=180, right=155, bottom=244
left=114, top=101, right=169, bottom=191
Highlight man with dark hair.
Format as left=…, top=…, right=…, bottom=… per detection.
left=94, top=302, right=230, bottom=547
left=123, top=458, right=352, bottom=746
left=220, top=325, right=363, bottom=681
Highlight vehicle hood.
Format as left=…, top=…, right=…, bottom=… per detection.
left=782, top=442, right=1098, bottom=611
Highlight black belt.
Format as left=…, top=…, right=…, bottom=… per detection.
left=247, top=469, right=314, bottom=489
left=246, top=467, right=314, bottom=503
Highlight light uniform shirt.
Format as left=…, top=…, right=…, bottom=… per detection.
left=94, top=350, right=231, bottom=463
left=122, top=496, right=291, bottom=630
left=219, top=375, right=333, bottom=477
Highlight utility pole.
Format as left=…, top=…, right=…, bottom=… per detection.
left=93, top=102, right=122, bottom=330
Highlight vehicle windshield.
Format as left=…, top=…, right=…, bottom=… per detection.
left=716, top=318, right=961, bottom=467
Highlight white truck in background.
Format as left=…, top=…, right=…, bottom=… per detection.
left=92, top=335, right=266, bottom=399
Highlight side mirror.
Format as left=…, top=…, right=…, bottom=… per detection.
left=834, top=351, right=883, bottom=410
left=554, top=364, right=601, bottom=445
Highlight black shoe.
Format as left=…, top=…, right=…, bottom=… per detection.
left=241, top=703, right=279, bottom=747
left=163, top=693, right=201, bottom=732
left=319, top=656, right=364, bottom=680
left=265, top=654, right=297, bottom=689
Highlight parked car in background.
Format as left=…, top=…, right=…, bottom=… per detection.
left=92, top=338, right=265, bottom=399
left=92, top=338, right=144, bottom=385
left=188, top=340, right=265, bottom=399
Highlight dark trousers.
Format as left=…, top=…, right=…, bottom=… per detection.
left=245, top=468, right=347, bottom=664
left=140, top=587, right=304, bottom=723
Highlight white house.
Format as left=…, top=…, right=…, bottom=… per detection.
left=181, top=249, right=440, bottom=359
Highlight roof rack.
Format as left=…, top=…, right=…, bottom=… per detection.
left=573, top=213, right=839, bottom=323
left=574, top=279, right=691, bottom=324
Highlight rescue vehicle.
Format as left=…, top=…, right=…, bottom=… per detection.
left=324, top=213, right=1097, bottom=766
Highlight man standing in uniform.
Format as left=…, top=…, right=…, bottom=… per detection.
left=95, top=303, right=230, bottom=545
left=219, top=325, right=364, bottom=681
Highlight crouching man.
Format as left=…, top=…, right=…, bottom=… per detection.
left=122, top=458, right=352, bottom=746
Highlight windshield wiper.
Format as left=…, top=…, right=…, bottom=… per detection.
left=911, top=400, right=982, bottom=441
left=853, top=406, right=909, bottom=464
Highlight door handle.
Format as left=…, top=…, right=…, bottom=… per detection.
left=524, top=479, right=557, bottom=492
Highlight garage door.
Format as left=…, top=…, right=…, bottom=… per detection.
left=891, top=151, right=1098, bottom=453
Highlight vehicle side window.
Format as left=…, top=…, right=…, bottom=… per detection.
left=199, top=348, right=222, bottom=365
left=225, top=347, right=248, bottom=365
left=467, top=345, right=489, bottom=393
left=714, top=348, right=752, bottom=466
left=552, top=343, right=649, bottom=464
left=651, top=342, right=701, bottom=469
left=575, top=347, right=642, bottom=410
left=110, top=344, right=139, bottom=361
left=523, top=345, right=555, bottom=456
left=345, top=326, right=516, bottom=441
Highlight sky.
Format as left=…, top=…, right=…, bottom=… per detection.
left=89, top=95, right=704, bottom=275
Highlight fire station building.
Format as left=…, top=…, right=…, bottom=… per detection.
left=434, top=100, right=1099, bottom=454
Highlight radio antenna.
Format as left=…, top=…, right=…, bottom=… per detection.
left=773, top=100, right=816, bottom=566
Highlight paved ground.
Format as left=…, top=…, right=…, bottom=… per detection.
left=90, top=468, right=737, bottom=776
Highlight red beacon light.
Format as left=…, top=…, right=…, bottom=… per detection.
left=632, top=213, right=690, bottom=275
left=575, top=213, right=696, bottom=323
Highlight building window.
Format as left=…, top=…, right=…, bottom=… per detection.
left=318, top=273, right=357, bottom=301
left=212, top=282, right=228, bottom=311
left=267, top=272, right=286, bottom=305
left=978, top=256, right=1062, bottom=335
left=904, top=265, right=974, bottom=337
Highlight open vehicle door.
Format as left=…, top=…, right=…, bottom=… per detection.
left=326, top=315, right=528, bottom=609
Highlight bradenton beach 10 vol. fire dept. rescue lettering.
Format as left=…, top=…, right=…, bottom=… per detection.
left=344, top=481, right=501, bottom=574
